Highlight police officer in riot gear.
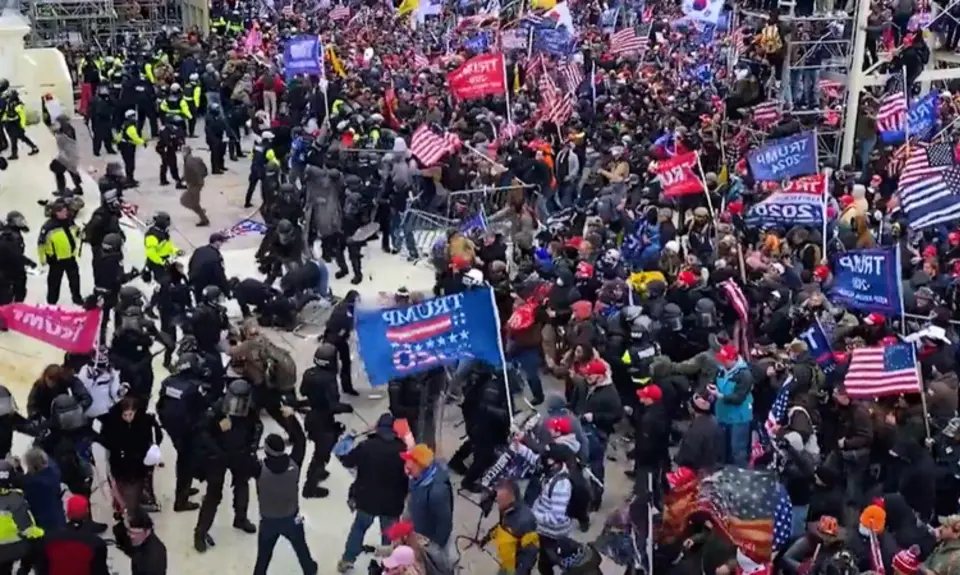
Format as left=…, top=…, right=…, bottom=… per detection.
left=107, top=71, right=127, bottom=131
left=117, top=109, right=146, bottom=185
left=619, top=305, right=659, bottom=408
left=257, top=219, right=303, bottom=285
left=83, top=187, right=124, bottom=255
left=0, top=211, right=34, bottom=309
left=160, top=83, right=193, bottom=121
left=156, top=115, right=186, bottom=188
left=97, top=161, right=131, bottom=205
left=185, top=285, right=230, bottom=384
left=194, top=379, right=261, bottom=552
left=185, top=73, right=201, bottom=137
left=204, top=101, right=228, bottom=174
left=91, top=232, right=139, bottom=339
left=157, top=351, right=210, bottom=512
left=43, top=394, right=97, bottom=499
left=88, top=85, right=116, bottom=156
left=298, top=343, right=354, bottom=498
left=246, top=131, right=279, bottom=208
left=111, top=286, right=173, bottom=401
left=156, top=260, right=193, bottom=368
left=658, top=302, right=698, bottom=362
left=134, top=71, right=158, bottom=138
left=689, top=298, right=718, bottom=351
left=228, top=276, right=296, bottom=328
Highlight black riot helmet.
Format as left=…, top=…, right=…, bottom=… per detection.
left=621, top=305, right=643, bottom=326
left=153, top=211, right=171, bottom=229
left=5, top=211, right=27, bottom=232
left=663, top=303, right=683, bottom=332
left=173, top=351, right=206, bottom=377
left=201, top=285, right=222, bottom=304
left=223, top=379, right=252, bottom=417
left=0, top=460, right=14, bottom=489
left=695, top=298, right=716, bottom=329
left=313, top=343, right=338, bottom=370
left=0, top=79, right=9, bottom=93
left=277, top=219, right=295, bottom=241
left=51, top=394, right=85, bottom=431
left=0, top=385, right=14, bottom=418
left=118, top=285, right=144, bottom=308
left=101, top=233, right=123, bottom=253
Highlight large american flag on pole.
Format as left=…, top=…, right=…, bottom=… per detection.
left=610, top=23, right=650, bottom=55
left=877, top=91, right=907, bottom=134
left=895, top=143, right=960, bottom=230
left=844, top=343, right=921, bottom=398
left=410, top=124, right=462, bottom=168
left=329, top=4, right=351, bottom=20
left=559, top=59, right=583, bottom=93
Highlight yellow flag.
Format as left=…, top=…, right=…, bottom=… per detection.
left=397, top=0, right=418, bottom=16
left=512, top=63, right=521, bottom=95
left=326, top=46, right=346, bottom=78
left=718, top=164, right=729, bottom=186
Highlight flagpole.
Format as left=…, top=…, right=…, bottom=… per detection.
left=695, top=153, right=717, bottom=222
left=487, top=286, right=515, bottom=428
left=897, top=245, right=907, bottom=337
left=914, top=345, right=932, bottom=443
left=502, top=53, right=513, bottom=126
left=590, top=61, right=597, bottom=114
left=821, top=167, right=830, bottom=258
left=903, top=66, right=911, bottom=157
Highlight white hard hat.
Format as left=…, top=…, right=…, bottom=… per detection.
left=464, top=268, right=484, bottom=286
left=124, top=109, right=136, bottom=119
left=261, top=130, right=274, bottom=140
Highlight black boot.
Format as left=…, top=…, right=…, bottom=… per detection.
left=233, top=518, right=257, bottom=534
left=334, top=269, right=349, bottom=280
left=302, top=485, right=330, bottom=498
left=174, top=498, right=200, bottom=512
left=194, top=532, right=215, bottom=553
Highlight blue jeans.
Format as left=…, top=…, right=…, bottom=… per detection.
left=789, top=68, right=819, bottom=108
left=341, top=511, right=398, bottom=563
left=392, top=211, right=418, bottom=258
left=586, top=426, right=608, bottom=502
left=254, top=515, right=317, bottom=575
left=312, top=259, right=330, bottom=297
left=722, top=422, right=751, bottom=467
left=791, top=505, right=809, bottom=537
left=509, top=347, right=544, bottom=400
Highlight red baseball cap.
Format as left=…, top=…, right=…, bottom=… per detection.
left=727, top=200, right=744, bottom=216
left=839, top=195, right=854, bottom=208
left=637, top=385, right=663, bottom=402
left=579, top=359, right=608, bottom=377
left=813, top=265, right=830, bottom=281
left=546, top=416, right=573, bottom=435
left=715, top=344, right=739, bottom=363
left=677, top=270, right=697, bottom=287
left=65, top=495, right=89, bottom=521
left=864, top=312, right=886, bottom=326
left=923, top=245, right=938, bottom=258
left=384, top=519, right=415, bottom=542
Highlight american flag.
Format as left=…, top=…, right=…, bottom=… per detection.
left=869, top=531, right=886, bottom=575
left=751, top=102, right=782, bottom=128
left=222, top=219, right=268, bottom=238
left=763, top=376, right=793, bottom=439
left=545, top=93, right=574, bottom=126
left=410, top=124, right=462, bottom=168
left=610, top=25, right=648, bottom=55
left=877, top=90, right=907, bottom=134
left=387, top=308, right=473, bottom=372
left=720, top=279, right=752, bottom=357
left=413, top=52, right=430, bottom=70
left=329, top=4, right=351, bottom=20
left=844, top=343, right=921, bottom=399
left=524, top=53, right=545, bottom=81
left=897, top=143, right=960, bottom=229
left=538, top=72, right=558, bottom=102
left=697, top=467, right=792, bottom=562
left=559, top=59, right=583, bottom=93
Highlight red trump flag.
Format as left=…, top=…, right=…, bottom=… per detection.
left=447, top=53, right=506, bottom=101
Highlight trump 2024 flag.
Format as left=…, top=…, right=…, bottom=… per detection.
left=355, top=288, right=504, bottom=386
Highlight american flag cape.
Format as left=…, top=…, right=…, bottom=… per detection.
left=410, top=124, right=462, bottom=168
left=720, top=279, right=752, bottom=357
left=844, top=343, right=921, bottom=399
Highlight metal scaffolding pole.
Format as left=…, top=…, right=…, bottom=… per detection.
left=20, top=0, right=184, bottom=47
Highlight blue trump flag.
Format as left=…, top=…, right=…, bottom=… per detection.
left=744, top=192, right=823, bottom=228
left=796, top=320, right=837, bottom=374
left=533, top=27, right=575, bottom=56
left=355, top=288, right=504, bottom=386
left=283, top=36, right=323, bottom=79
left=879, top=92, right=940, bottom=144
left=828, top=247, right=903, bottom=316
left=747, top=131, right=818, bottom=182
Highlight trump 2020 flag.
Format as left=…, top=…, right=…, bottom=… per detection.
left=829, top=247, right=903, bottom=316
left=682, top=0, right=723, bottom=24
left=355, top=288, right=504, bottom=386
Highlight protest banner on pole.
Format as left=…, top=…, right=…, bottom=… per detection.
left=747, top=131, right=818, bottom=181
left=828, top=247, right=904, bottom=317
left=447, top=53, right=507, bottom=100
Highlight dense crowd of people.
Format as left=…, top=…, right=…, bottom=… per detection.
left=0, top=0, right=957, bottom=572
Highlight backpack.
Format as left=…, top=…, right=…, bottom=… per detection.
left=261, top=337, right=297, bottom=391
left=548, top=468, right=593, bottom=523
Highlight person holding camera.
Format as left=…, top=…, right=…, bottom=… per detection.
left=484, top=479, right=539, bottom=575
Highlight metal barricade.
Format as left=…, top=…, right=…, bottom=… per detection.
left=446, top=184, right=540, bottom=223
left=399, top=209, right=460, bottom=261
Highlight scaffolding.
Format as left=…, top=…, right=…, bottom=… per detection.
left=20, top=0, right=184, bottom=48
left=839, top=0, right=960, bottom=163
